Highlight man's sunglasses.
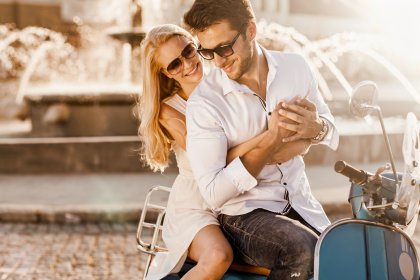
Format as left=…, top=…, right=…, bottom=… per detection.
left=165, top=43, right=197, bottom=75
left=197, top=31, right=242, bottom=60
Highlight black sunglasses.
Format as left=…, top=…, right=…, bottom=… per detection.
left=165, top=43, right=197, bottom=75
left=197, top=30, right=242, bottom=60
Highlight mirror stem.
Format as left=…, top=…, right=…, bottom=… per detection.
left=376, top=107, right=399, bottom=187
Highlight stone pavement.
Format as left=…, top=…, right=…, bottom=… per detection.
left=0, top=222, right=147, bottom=280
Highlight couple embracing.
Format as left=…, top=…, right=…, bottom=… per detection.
left=138, top=1, right=338, bottom=279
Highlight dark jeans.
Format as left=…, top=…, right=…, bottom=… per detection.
left=218, top=208, right=319, bottom=280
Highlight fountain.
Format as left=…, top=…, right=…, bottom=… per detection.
left=258, top=21, right=420, bottom=164
left=256, top=21, right=420, bottom=111
left=1, top=2, right=419, bottom=173
left=255, top=21, right=420, bottom=165
left=0, top=0, right=146, bottom=138
left=0, top=1, right=146, bottom=173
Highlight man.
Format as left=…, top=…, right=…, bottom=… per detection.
left=183, top=1, right=339, bottom=279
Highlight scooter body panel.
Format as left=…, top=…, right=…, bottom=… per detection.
left=315, top=219, right=419, bottom=280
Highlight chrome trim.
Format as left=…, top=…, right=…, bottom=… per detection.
left=136, top=185, right=171, bottom=280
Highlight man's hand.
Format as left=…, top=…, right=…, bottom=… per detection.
left=277, top=98, right=323, bottom=142
left=267, top=102, right=296, bottom=145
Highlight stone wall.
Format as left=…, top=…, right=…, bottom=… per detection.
left=0, top=1, right=62, bottom=31
left=0, top=1, right=15, bottom=23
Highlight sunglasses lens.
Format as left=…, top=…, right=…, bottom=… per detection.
left=167, top=58, right=182, bottom=74
left=215, top=45, right=234, bottom=58
left=183, top=44, right=197, bottom=59
left=197, top=49, right=214, bottom=60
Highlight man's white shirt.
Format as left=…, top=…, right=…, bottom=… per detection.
left=186, top=46, right=339, bottom=232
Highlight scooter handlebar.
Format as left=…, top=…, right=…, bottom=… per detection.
left=334, top=161, right=371, bottom=185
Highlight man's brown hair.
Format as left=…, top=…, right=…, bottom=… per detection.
left=183, top=0, right=255, bottom=34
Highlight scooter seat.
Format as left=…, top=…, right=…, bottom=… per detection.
left=229, top=261, right=271, bottom=276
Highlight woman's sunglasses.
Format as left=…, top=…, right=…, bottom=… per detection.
left=165, top=43, right=197, bottom=75
left=197, top=31, right=241, bottom=60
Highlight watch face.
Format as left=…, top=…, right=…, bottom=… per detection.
left=312, top=119, right=328, bottom=142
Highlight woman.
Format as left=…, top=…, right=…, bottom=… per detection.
left=138, top=24, right=310, bottom=279
left=138, top=24, right=233, bottom=280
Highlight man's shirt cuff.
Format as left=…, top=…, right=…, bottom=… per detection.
left=224, top=157, right=258, bottom=193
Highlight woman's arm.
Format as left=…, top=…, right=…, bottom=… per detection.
left=267, top=139, right=311, bottom=164
left=226, top=132, right=268, bottom=164
left=226, top=101, right=309, bottom=165
left=159, top=105, right=278, bottom=163
left=227, top=135, right=311, bottom=165
left=160, top=103, right=310, bottom=166
left=159, top=103, right=187, bottom=149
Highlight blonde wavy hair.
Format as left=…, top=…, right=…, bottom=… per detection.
left=138, top=24, right=194, bottom=172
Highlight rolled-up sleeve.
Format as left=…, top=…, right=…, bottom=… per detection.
left=186, top=99, right=257, bottom=209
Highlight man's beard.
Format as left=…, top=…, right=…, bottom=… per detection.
left=228, top=45, right=253, bottom=81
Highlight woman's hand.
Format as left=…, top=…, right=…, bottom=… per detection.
left=268, top=101, right=296, bottom=143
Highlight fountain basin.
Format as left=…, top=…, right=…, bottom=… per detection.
left=107, top=27, right=146, bottom=47
left=23, top=83, right=140, bottom=137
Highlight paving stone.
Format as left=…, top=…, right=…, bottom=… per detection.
left=0, top=222, right=147, bottom=279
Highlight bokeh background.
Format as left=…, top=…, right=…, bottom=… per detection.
left=0, top=1, right=419, bottom=279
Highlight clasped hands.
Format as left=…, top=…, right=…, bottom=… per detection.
left=266, top=97, right=323, bottom=164
left=268, top=97, right=323, bottom=143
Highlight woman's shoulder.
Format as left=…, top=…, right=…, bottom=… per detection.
left=159, top=102, right=184, bottom=121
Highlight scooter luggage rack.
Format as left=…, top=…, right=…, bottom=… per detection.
left=136, top=185, right=171, bottom=279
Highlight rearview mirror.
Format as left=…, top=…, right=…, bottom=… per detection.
left=350, top=80, right=379, bottom=118
left=349, top=80, right=399, bottom=193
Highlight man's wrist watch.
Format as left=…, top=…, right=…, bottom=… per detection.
left=311, top=118, right=329, bottom=143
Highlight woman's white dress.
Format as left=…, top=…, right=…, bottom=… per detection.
left=145, top=94, right=219, bottom=280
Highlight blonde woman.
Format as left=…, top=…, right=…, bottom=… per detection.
left=138, top=24, right=310, bottom=279
left=139, top=24, right=233, bottom=280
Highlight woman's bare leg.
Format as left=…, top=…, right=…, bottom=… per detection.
left=181, top=225, right=233, bottom=280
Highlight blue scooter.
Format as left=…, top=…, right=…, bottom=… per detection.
left=315, top=81, right=420, bottom=280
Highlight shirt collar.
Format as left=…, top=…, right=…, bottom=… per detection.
left=260, top=44, right=278, bottom=70
left=220, top=44, right=278, bottom=96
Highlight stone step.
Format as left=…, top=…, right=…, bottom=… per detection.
left=0, top=132, right=404, bottom=173
left=0, top=136, right=148, bottom=173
